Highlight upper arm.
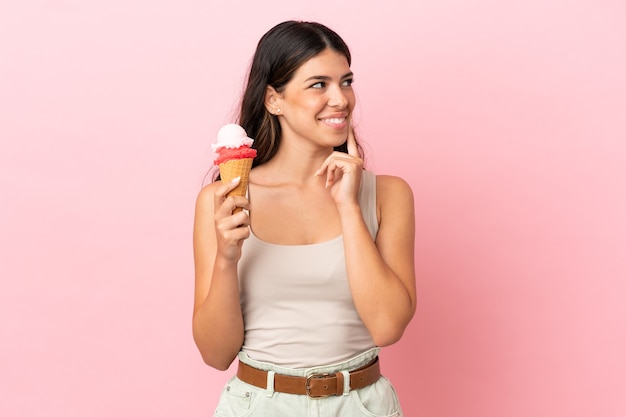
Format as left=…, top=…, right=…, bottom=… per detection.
left=375, top=175, right=417, bottom=308
left=192, top=182, right=221, bottom=315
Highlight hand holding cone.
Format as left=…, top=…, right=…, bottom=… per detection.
left=213, top=124, right=257, bottom=213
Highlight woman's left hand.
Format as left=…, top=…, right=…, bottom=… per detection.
left=315, top=124, right=363, bottom=208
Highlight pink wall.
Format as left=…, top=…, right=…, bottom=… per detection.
left=1, top=1, right=625, bottom=416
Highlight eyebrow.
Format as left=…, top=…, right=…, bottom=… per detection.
left=303, top=72, right=354, bottom=82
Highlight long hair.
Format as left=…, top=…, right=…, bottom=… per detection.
left=238, top=21, right=361, bottom=169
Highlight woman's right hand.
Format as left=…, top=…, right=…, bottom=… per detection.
left=213, top=177, right=251, bottom=263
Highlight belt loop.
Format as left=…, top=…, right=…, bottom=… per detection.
left=335, top=371, right=344, bottom=396
left=265, top=370, right=275, bottom=397
left=340, top=370, right=350, bottom=396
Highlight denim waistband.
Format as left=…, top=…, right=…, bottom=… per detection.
left=237, top=347, right=380, bottom=377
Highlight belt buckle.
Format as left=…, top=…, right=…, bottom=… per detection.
left=305, top=373, right=331, bottom=398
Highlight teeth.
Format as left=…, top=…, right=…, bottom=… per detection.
left=324, top=118, right=345, bottom=124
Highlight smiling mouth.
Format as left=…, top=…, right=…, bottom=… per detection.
left=320, top=117, right=346, bottom=125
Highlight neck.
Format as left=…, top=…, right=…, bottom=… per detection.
left=255, top=142, right=333, bottom=186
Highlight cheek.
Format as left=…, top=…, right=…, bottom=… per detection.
left=346, top=90, right=356, bottom=107
left=298, top=97, right=327, bottom=115
left=347, top=98, right=356, bottom=113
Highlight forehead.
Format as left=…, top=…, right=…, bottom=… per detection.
left=292, top=49, right=351, bottom=79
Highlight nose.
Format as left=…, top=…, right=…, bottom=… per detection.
left=327, top=85, right=348, bottom=109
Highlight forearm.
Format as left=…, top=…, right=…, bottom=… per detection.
left=340, top=204, right=415, bottom=346
left=192, top=260, right=244, bottom=370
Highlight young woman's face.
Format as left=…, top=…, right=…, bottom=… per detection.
left=275, top=48, right=355, bottom=149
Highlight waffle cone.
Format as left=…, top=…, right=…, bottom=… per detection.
left=219, top=158, right=253, bottom=213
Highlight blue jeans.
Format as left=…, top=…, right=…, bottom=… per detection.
left=213, top=348, right=403, bottom=417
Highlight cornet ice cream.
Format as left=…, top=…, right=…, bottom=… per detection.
left=213, top=124, right=257, bottom=213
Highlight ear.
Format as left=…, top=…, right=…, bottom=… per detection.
left=264, top=86, right=282, bottom=114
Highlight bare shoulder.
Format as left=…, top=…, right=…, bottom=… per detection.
left=193, top=182, right=222, bottom=280
left=372, top=174, right=415, bottom=282
left=375, top=174, right=414, bottom=207
left=195, top=181, right=222, bottom=210
left=193, top=182, right=222, bottom=239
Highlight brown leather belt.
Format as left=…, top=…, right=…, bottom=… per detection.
left=237, top=357, right=381, bottom=398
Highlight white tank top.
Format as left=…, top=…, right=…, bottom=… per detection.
left=237, top=170, right=379, bottom=368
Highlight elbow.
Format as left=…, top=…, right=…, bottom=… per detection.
left=192, top=327, right=239, bottom=371
left=371, top=327, right=405, bottom=347
left=200, top=352, right=236, bottom=371
left=368, top=310, right=415, bottom=347
left=194, top=334, right=238, bottom=370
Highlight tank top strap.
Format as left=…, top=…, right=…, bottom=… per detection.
left=358, top=170, right=379, bottom=240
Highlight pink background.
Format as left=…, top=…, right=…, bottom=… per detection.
left=1, top=1, right=625, bottom=416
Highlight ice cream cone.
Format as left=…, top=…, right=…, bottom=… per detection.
left=219, top=157, right=253, bottom=213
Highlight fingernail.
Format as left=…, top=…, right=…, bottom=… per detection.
left=231, top=176, right=241, bottom=183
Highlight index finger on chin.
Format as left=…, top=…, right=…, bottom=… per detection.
left=346, top=123, right=358, bottom=157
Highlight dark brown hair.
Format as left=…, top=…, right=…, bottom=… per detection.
left=238, top=20, right=361, bottom=168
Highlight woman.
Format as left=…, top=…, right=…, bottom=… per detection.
left=193, top=20, right=416, bottom=416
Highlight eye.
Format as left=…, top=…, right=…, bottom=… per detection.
left=311, top=81, right=326, bottom=89
left=342, top=78, right=354, bottom=87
